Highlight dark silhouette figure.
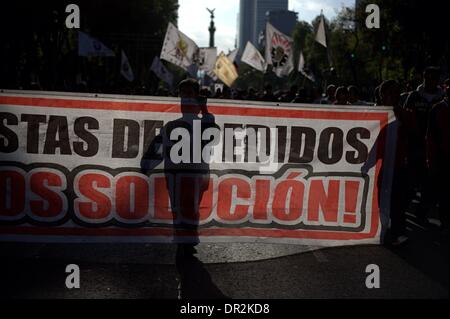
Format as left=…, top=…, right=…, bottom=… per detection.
left=141, top=78, right=227, bottom=298
left=363, top=80, right=416, bottom=245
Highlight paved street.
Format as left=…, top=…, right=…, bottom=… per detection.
left=0, top=213, right=448, bottom=299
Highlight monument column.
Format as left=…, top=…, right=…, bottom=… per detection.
left=207, top=8, right=216, bottom=48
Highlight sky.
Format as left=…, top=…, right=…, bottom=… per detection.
left=178, top=0, right=355, bottom=53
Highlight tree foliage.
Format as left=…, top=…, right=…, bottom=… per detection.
left=237, top=0, right=448, bottom=96
left=0, top=0, right=179, bottom=92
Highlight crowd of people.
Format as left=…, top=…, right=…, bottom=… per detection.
left=378, top=68, right=448, bottom=245
left=197, top=83, right=375, bottom=106
left=155, top=83, right=370, bottom=106
left=193, top=67, right=448, bottom=246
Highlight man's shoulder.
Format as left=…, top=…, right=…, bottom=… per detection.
left=432, top=100, right=448, bottom=114
left=405, top=90, right=427, bottom=109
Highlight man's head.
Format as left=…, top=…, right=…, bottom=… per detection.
left=374, top=85, right=381, bottom=105
left=178, top=78, right=200, bottom=99
left=348, top=85, right=359, bottom=103
left=335, top=86, right=349, bottom=105
left=326, top=84, right=337, bottom=100
left=248, top=87, right=256, bottom=96
left=423, top=66, right=440, bottom=90
left=380, top=79, right=400, bottom=107
left=178, top=78, right=202, bottom=114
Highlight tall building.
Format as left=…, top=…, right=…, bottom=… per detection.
left=238, top=0, right=255, bottom=54
left=253, top=0, right=288, bottom=45
left=238, top=0, right=288, bottom=53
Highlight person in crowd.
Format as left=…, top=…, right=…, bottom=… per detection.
left=280, top=85, right=298, bottom=103
left=260, top=84, right=277, bottom=102
left=246, top=87, right=258, bottom=101
left=200, top=87, right=211, bottom=98
left=292, top=87, right=309, bottom=103
left=221, top=86, right=231, bottom=99
left=233, top=88, right=246, bottom=100
left=321, top=84, right=336, bottom=104
left=404, top=67, right=446, bottom=224
left=274, top=89, right=283, bottom=101
left=425, top=85, right=449, bottom=231
left=399, top=82, right=413, bottom=108
left=213, top=88, right=222, bottom=99
left=374, top=85, right=382, bottom=106
left=382, top=80, right=416, bottom=244
left=334, top=86, right=350, bottom=105
left=348, top=85, right=371, bottom=106
left=311, top=87, right=323, bottom=104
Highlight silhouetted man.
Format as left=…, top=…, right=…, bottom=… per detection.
left=141, top=78, right=217, bottom=255
left=404, top=67, right=445, bottom=224
left=425, top=86, right=449, bottom=230
left=334, top=86, right=350, bottom=105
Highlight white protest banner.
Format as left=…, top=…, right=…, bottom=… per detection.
left=0, top=91, right=396, bottom=246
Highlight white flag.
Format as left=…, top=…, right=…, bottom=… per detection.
left=78, top=31, right=115, bottom=57
left=241, top=41, right=267, bottom=72
left=198, top=48, right=217, bottom=72
left=120, top=50, right=134, bottom=82
left=315, top=15, right=327, bottom=48
left=227, top=49, right=238, bottom=63
left=150, top=56, right=174, bottom=86
left=160, top=22, right=199, bottom=70
left=265, top=23, right=294, bottom=78
left=298, top=51, right=315, bottom=82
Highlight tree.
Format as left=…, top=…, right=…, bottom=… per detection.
left=0, top=0, right=179, bottom=93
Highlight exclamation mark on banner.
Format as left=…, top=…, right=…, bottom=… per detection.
left=343, top=181, right=359, bottom=225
